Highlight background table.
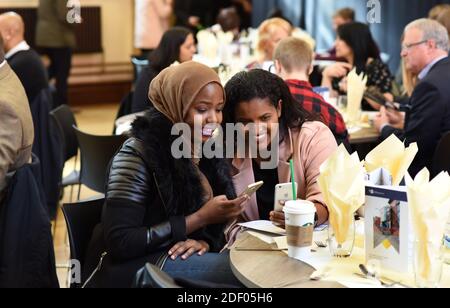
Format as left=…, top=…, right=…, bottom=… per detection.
left=115, top=111, right=146, bottom=135
left=349, top=126, right=380, bottom=145
left=230, top=232, right=343, bottom=288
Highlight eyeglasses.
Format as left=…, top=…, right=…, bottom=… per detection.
left=401, top=40, right=428, bottom=52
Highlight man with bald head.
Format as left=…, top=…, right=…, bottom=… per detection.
left=0, top=12, right=48, bottom=104
left=0, top=34, right=34, bottom=204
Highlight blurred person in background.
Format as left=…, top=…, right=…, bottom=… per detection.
left=248, top=17, right=293, bottom=69
left=174, top=0, right=221, bottom=32
left=36, top=0, right=76, bottom=107
left=0, top=12, right=48, bottom=104
left=374, top=19, right=450, bottom=177
left=429, top=5, right=450, bottom=46
left=428, top=3, right=450, bottom=20
left=134, top=0, right=173, bottom=57
left=215, top=7, right=241, bottom=41
left=274, top=37, right=349, bottom=146
left=321, top=22, right=393, bottom=111
left=132, top=27, right=196, bottom=113
left=0, top=34, right=34, bottom=204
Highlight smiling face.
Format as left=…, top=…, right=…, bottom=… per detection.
left=184, top=82, right=225, bottom=143
left=234, top=97, right=282, bottom=151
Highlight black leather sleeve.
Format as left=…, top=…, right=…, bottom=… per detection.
left=103, top=140, right=186, bottom=261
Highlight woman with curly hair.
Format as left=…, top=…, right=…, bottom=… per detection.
left=223, top=69, right=337, bottom=245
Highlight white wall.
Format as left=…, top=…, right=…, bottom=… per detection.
left=0, top=0, right=134, bottom=63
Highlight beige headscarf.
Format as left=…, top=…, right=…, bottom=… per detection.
left=149, top=61, right=225, bottom=124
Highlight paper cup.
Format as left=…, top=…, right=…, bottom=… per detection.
left=283, top=200, right=316, bottom=261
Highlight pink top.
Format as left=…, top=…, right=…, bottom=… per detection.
left=224, top=121, right=337, bottom=247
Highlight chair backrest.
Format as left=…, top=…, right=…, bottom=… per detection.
left=131, top=56, right=149, bottom=83
left=62, top=198, right=104, bottom=288
left=432, top=132, right=450, bottom=177
left=74, top=126, right=128, bottom=193
left=49, top=105, right=79, bottom=162
left=113, top=91, right=134, bottom=132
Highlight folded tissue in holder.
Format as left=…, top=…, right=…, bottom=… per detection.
left=365, top=134, right=418, bottom=186
left=406, top=169, right=450, bottom=283
left=318, top=145, right=366, bottom=245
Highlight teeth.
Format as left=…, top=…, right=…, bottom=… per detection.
left=202, top=125, right=219, bottom=137
left=256, top=134, right=267, bottom=141
left=202, top=128, right=213, bottom=136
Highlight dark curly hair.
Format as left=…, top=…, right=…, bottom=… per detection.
left=223, top=69, right=319, bottom=138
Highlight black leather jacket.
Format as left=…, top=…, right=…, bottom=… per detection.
left=84, top=109, right=236, bottom=287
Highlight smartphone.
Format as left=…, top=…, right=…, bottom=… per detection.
left=385, top=101, right=402, bottom=111
left=363, top=86, right=387, bottom=106
left=274, top=182, right=298, bottom=212
left=239, top=181, right=264, bottom=198
left=363, top=87, right=402, bottom=111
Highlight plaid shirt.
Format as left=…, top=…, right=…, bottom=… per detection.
left=286, top=80, right=349, bottom=145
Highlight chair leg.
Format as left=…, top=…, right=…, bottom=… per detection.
left=77, top=184, right=82, bottom=201
left=52, top=207, right=59, bottom=237
left=55, top=263, right=72, bottom=288
left=70, top=154, right=79, bottom=203
left=69, top=184, right=74, bottom=203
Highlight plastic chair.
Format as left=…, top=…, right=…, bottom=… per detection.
left=62, top=198, right=104, bottom=288
left=73, top=126, right=128, bottom=199
left=49, top=105, right=80, bottom=201
left=134, top=263, right=241, bottom=289
left=131, top=56, right=149, bottom=84
left=134, top=264, right=182, bottom=288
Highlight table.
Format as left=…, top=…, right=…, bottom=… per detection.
left=230, top=232, right=450, bottom=289
left=349, top=126, right=380, bottom=145
left=115, top=111, right=146, bottom=135
left=229, top=232, right=343, bottom=288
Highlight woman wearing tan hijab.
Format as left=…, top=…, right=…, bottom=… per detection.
left=84, top=62, right=247, bottom=288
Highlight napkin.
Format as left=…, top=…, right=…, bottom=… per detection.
left=216, top=31, right=234, bottom=65
left=406, top=169, right=450, bottom=281
left=197, top=30, right=218, bottom=61
left=347, top=69, right=367, bottom=124
left=318, top=145, right=366, bottom=244
left=365, top=134, right=418, bottom=186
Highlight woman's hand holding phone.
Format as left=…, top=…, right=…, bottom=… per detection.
left=270, top=206, right=286, bottom=228
left=272, top=182, right=298, bottom=228
left=198, top=195, right=249, bottom=225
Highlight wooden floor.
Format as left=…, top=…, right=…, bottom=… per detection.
left=54, top=103, right=118, bottom=288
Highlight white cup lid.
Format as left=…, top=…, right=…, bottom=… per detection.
left=283, top=200, right=316, bottom=215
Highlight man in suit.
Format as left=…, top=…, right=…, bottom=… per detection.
left=0, top=12, right=48, bottom=104
left=0, top=34, right=34, bottom=203
left=36, top=0, right=76, bottom=107
left=375, top=19, right=450, bottom=177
